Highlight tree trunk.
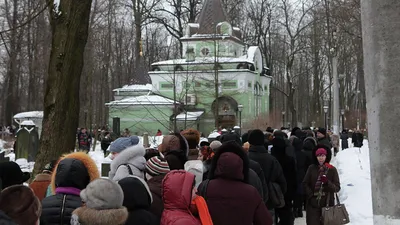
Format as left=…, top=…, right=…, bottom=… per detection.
left=4, top=0, right=19, bottom=126
left=33, top=0, right=93, bottom=176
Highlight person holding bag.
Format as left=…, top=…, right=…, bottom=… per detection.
left=302, top=145, right=341, bottom=225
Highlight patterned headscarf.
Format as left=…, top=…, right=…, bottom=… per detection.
left=200, top=146, right=214, bottom=161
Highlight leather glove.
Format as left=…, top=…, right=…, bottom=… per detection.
left=320, top=175, right=328, bottom=183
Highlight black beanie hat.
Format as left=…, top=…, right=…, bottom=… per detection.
left=220, top=133, right=242, bottom=145
left=248, top=129, right=265, bottom=146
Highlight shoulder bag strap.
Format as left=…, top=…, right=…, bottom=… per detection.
left=326, top=192, right=331, bottom=207
left=335, top=193, right=341, bottom=205
left=119, top=163, right=133, bottom=175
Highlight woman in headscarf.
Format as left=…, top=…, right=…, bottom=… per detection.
left=302, top=145, right=341, bottom=225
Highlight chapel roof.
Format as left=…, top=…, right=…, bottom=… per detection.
left=196, top=0, right=229, bottom=34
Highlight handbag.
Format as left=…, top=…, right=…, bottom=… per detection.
left=267, top=182, right=285, bottom=208
left=321, top=192, right=350, bottom=225
left=266, top=166, right=285, bottom=208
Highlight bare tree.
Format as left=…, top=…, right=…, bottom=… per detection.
left=274, top=0, right=317, bottom=125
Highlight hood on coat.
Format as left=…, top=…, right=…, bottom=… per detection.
left=304, top=136, right=317, bottom=145
left=109, top=145, right=146, bottom=181
left=162, top=170, right=195, bottom=210
left=271, top=137, right=287, bottom=159
left=51, top=152, right=100, bottom=193
left=215, top=152, right=244, bottom=180
left=208, top=141, right=249, bottom=183
left=118, top=176, right=152, bottom=211
left=311, top=144, right=333, bottom=165
left=71, top=206, right=128, bottom=225
left=289, top=136, right=303, bottom=152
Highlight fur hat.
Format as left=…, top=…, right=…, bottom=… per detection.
left=0, top=185, right=41, bottom=225
left=181, top=128, right=200, bottom=149
left=109, top=136, right=140, bottom=153
left=161, top=135, right=181, bottom=152
left=248, top=129, right=265, bottom=146
left=146, top=156, right=170, bottom=177
left=81, top=178, right=124, bottom=210
left=0, top=162, right=30, bottom=189
left=210, top=140, right=222, bottom=151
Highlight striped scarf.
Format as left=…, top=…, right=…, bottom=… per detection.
left=314, top=165, right=328, bottom=195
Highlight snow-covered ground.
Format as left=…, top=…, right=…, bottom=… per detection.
left=332, top=140, right=373, bottom=225
left=295, top=140, right=373, bottom=225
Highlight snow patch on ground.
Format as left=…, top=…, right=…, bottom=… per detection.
left=332, top=140, right=373, bottom=225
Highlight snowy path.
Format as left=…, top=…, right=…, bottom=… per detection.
left=294, top=216, right=306, bottom=224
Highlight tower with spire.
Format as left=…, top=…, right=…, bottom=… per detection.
left=107, top=0, right=272, bottom=134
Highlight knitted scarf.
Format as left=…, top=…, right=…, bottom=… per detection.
left=190, top=196, right=213, bottom=225
left=314, top=164, right=328, bottom=195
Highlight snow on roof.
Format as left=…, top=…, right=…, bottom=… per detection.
left=113, top=83, right=153, bottom=92
left=188, top=23, right=199, bottom=28
left=106, top=94, right=179, bottom=106
left=247, top=46, right=259, bottom=60
left=175, top=111, right=204, bottom=121
left=208, top=132, right=221, bottom=138
left=13, top=111, right=43, bottom=119
left=21, top=120, right=35, bottom=126
left=152, top=56, right=253, bottom=66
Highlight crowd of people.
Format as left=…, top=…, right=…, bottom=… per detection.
left=0, top=126, right=357, bottom=225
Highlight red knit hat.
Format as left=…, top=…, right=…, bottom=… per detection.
left=315, top=148, right=327, bottom=156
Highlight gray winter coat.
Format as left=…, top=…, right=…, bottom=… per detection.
left=109, top=145, right=146, bottom=181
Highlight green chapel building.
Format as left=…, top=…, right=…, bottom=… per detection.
left=106, top=0, right=272, bottom=136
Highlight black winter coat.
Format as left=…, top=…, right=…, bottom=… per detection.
left=41, top=194, right=82, bottom=225
left=248, top=145, right=287, bottom=209
left=271, top=138, right=297, bottom=199
left=291, top=137, right=310, bottom=194
left=318, top=136, right=332, bottom=149
left=352, top=133, right=363, bottom=148
left=249, top=159, right=268, bottom=204
left=340, top=133, right=349, bottom=149
left=119, top=177, right=159, bottom=225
